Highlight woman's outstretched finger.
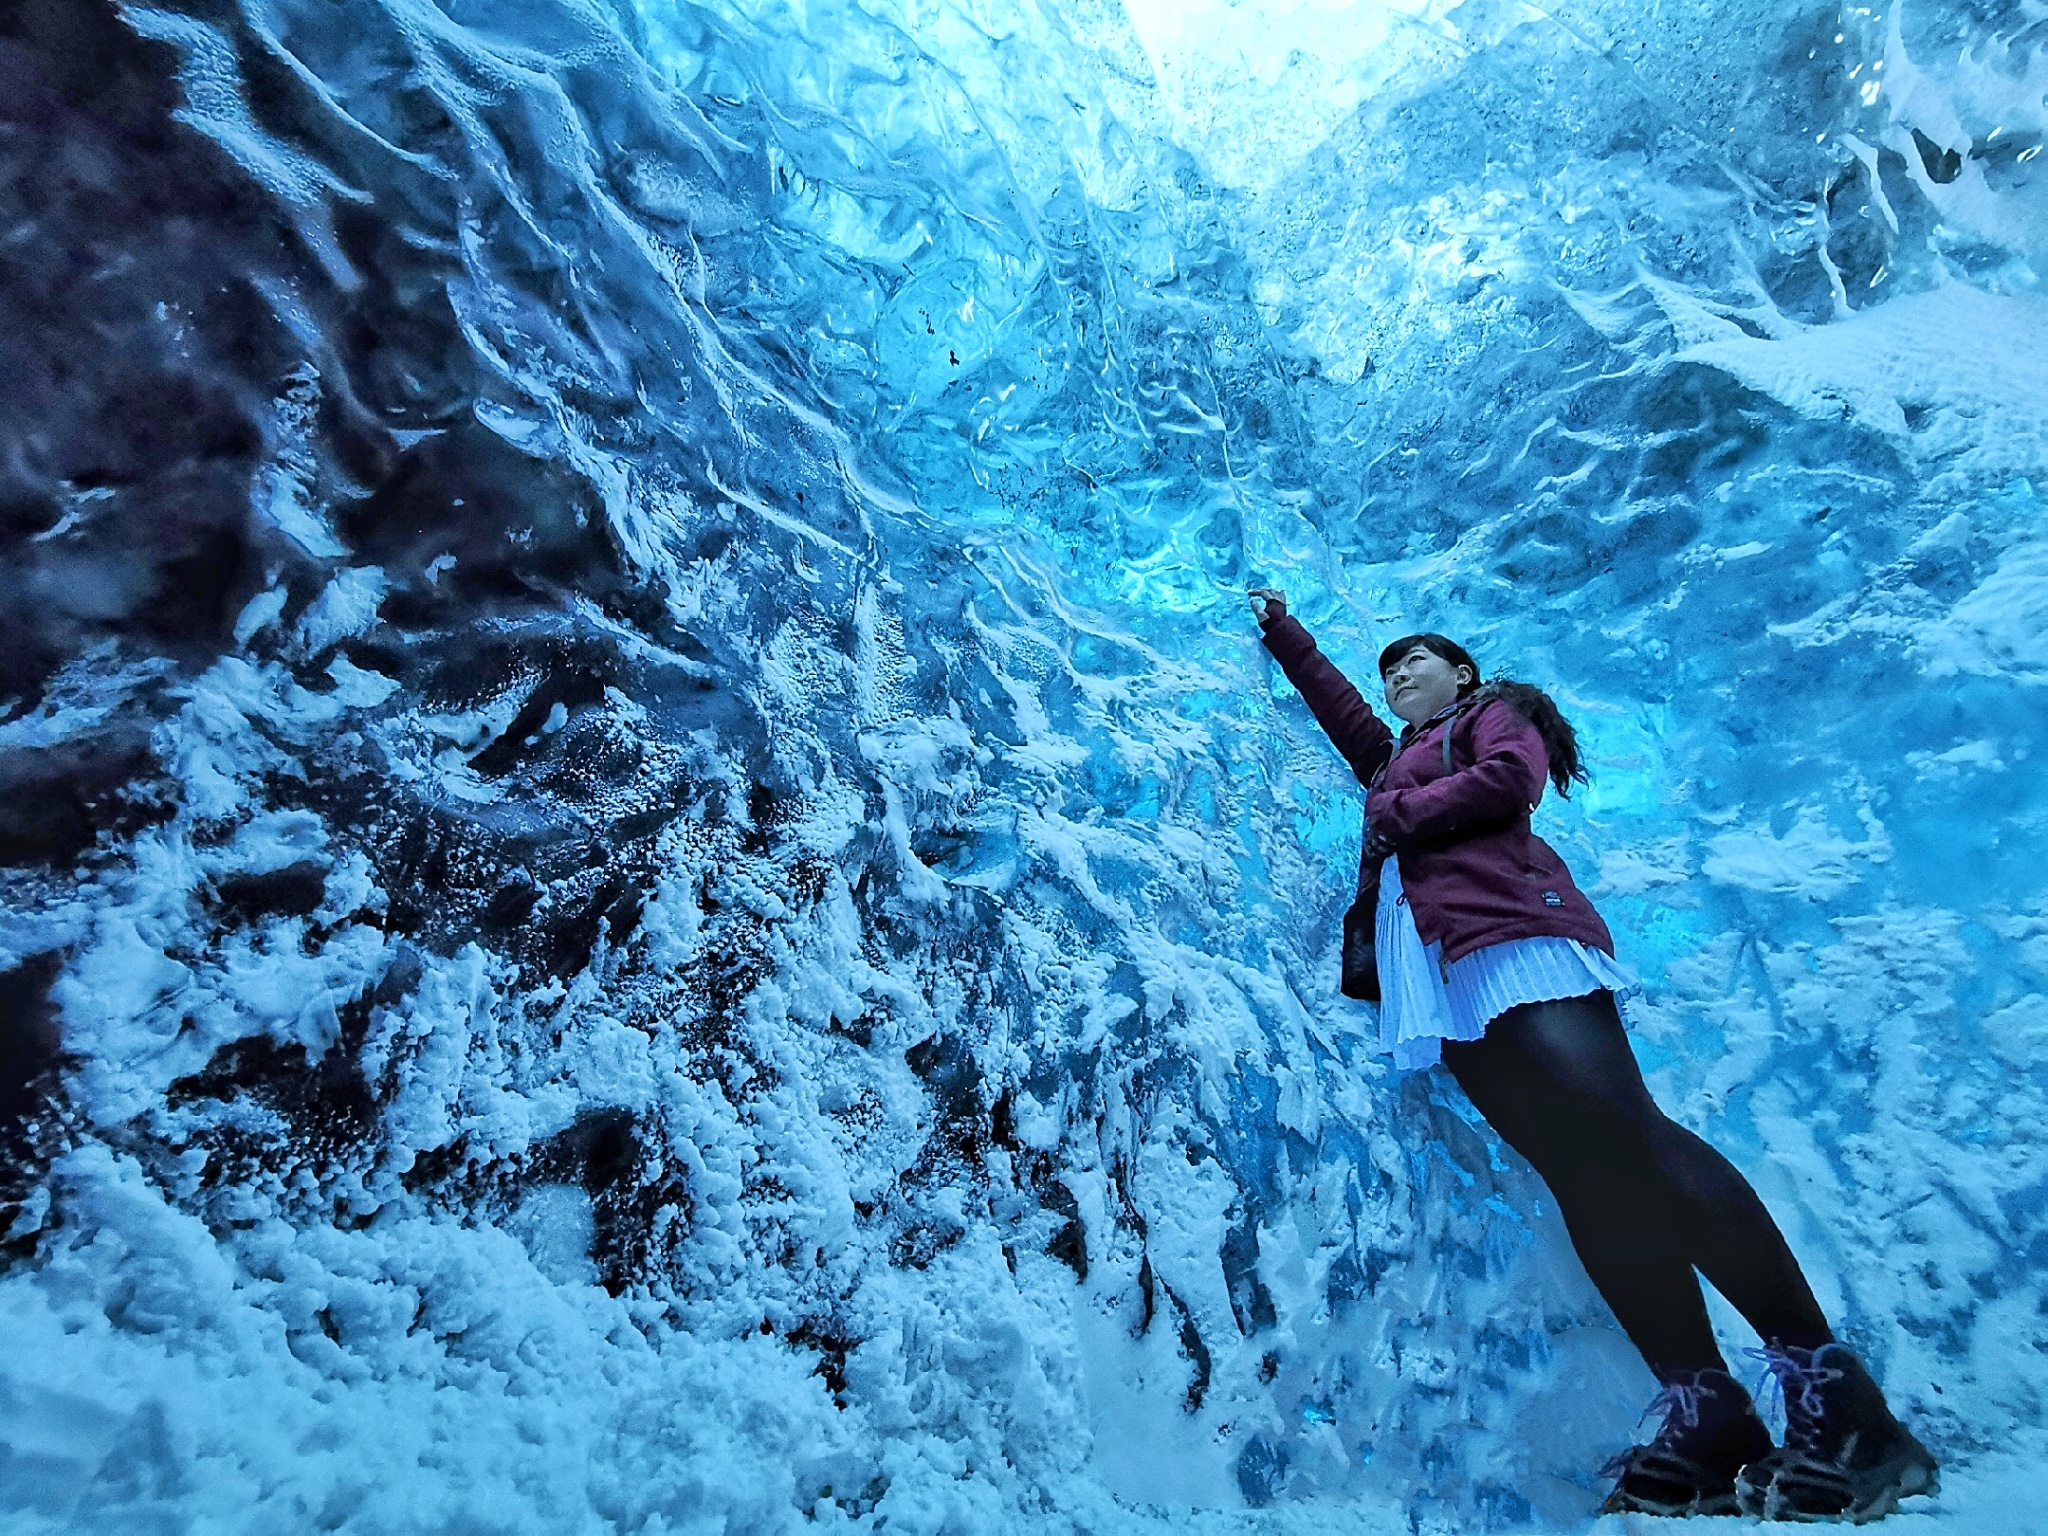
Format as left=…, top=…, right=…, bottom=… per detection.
left=1248, top=586, right=1287, bottom=624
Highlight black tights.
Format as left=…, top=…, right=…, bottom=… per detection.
left=1441, top=992, right=1832, bottom=1382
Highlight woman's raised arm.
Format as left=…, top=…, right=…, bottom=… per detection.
left=1253, top=593, right=1394, bottom=786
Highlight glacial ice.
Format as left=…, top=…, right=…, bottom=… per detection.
left=0, top=0, right=2045, bottom=1529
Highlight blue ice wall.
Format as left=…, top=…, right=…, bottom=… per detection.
left=1, top=0, right=2045, bottom=1529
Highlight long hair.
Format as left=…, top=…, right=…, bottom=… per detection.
left=1376, top=633, right=1587, bottom=797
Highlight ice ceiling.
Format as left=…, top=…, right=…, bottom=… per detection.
left=1, top=0, right=2046, bottom=1529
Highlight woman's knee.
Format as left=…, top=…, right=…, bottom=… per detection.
left=1640, top=1113, right=1759, bottom=1207
left=1532, top=1088, right=1666, bottom=1183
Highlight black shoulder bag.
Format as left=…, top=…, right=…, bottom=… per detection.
left=1338, top=837, right=1379, bottom=1001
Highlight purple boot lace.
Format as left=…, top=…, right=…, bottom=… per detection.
left=1596, top=1374, right=1715, bottom=1481
left=1746, top=1342, right=1845, bottom=1452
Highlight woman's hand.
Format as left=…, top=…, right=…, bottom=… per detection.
left=1249, top=587, right=1288, bottom=626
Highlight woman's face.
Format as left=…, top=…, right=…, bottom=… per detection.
left=1381, top=645, right=1472, bottom=725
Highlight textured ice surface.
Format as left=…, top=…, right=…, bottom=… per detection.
left=1, top=0, right=2046, bottom=1529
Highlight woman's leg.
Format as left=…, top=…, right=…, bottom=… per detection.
left=1443, top=991, right=1832, bottom=1366
left=1442, top=1005, right=1726, bottom=1375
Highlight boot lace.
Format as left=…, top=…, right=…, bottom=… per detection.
left=1746, top=1344, right=1840, bottom=1453
left=1596, top=1379, right=1712, bottom=1483
left=1643, top=1379, right=1707, bottom=1435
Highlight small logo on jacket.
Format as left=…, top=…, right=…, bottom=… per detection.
left=1542, top=890, right=1564, bottom=907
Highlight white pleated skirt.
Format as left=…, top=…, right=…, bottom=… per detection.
left=1374, top=857, right=1641, bottom=1073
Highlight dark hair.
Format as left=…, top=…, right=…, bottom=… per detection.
left=1376, top=633, right=1587, bottom=798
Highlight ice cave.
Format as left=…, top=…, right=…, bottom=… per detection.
left=1, top=0, right=2045, bottom=1528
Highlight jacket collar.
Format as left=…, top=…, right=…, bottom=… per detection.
left=1396, top=698, right=1463, bottom=750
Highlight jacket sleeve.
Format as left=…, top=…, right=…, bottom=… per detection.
left=1364, top=699, right=1546, bottom=844
left=1259, top=613, right=1393, bottom=786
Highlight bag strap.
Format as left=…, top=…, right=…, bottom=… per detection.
left=1441, top=695, right=1481, bottom=774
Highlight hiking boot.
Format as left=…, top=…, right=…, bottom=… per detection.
left=1599, top=1368, right=1775, bottom=1517
left=1736, top=1343, right=1939, bottom=1522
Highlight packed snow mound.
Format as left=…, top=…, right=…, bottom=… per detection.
left=1, top=0, right=2046, bottom=1529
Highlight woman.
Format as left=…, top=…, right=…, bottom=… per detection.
left=1250, top=589, right=1936, bottom=1522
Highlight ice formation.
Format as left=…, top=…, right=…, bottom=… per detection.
left=1, top=0, right=2045, bottom=1529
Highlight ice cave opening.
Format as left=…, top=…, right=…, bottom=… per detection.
left=1, top=0, right=2046, bottom=1529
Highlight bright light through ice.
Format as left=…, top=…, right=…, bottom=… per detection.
left=1119, top=0, right=1456, bottom=187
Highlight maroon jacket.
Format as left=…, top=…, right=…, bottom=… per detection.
left=1260, top=613, right=1612, bottom=967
